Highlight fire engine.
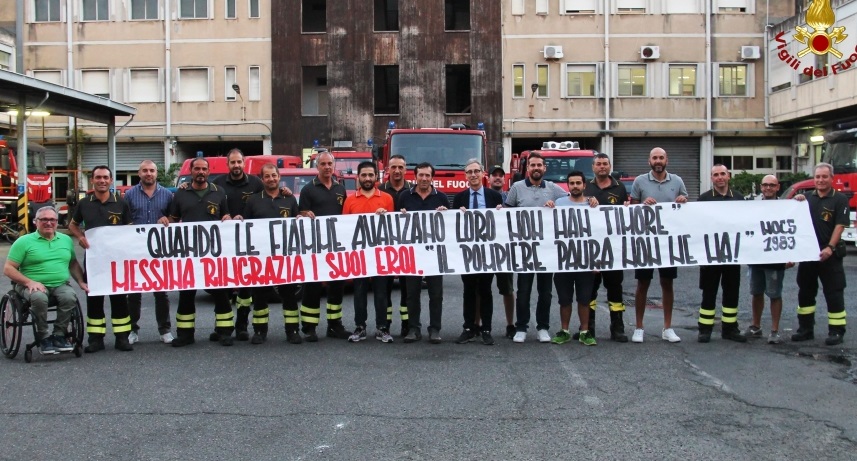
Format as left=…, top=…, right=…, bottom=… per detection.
left=819, top=127, right=857, bottom=243
left=0, top=136, right=54, bottom=223
left=509, top=141, right=598, bottom=191
left=373, top=122, right=488, bottom=203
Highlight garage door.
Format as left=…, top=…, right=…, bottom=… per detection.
left=44, top=145, right=69, bottom=168
left=612, top=137, right=701, bottom=199
left=82, top=143, right=164, bottom=171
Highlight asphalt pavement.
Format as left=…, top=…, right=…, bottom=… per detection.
left=1, top=239, right=856, bottom=460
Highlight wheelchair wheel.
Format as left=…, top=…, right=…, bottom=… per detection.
left=1, top=292, right=23, bottom=359
left=70, top=300, right=84, bottom=347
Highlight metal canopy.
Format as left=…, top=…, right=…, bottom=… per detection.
left=0, top=69, right=136, bottom=123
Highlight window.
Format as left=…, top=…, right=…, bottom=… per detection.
left=668, top=65, right=696, bottom=97
left=129, top=69, right=160, bottom=102
left=617, top=65, right=646, bottom=96
left=719, top=64, right=747, bottom=96
left=535, top=0, right=548, bottom=15
left=444, top=0, right=469, bottom=31
left=374, top=65, right=399, bottom=115
left=226, top=0, right=236, bottom=19
left=302, top=0, right=326, bottom=32
left=225, top=67, right=237, bottom=101
left=82, top=0, right=109, bottom=21
left=716, top=0, right=751, bottom=13
left=130, top=0, right=158, bottom=20
left=34, top=0, right=62, bottom=22
left=560, top=0, right=597, bottom=14
left=536, top=64, right=548, bottom=98
left=82, top=69, right=110, bottom=98
left=512, top=64, right=524, bottom=98
left=374, top=0, right=398, bottom=31
left=563, top=64, right=597, bottom=97
left=178, top=68, right=210, bottom=102
left=179, top=0, right=208, bottom=19
left=249, top=66, right=261, bottom=101
left=0, top=51, right=10, bottom=71
left=249, top=0, right=259, bottom=18
left=445, top=65, right=471, bottom=114
left=662, top=0, right=701, bottom=14
left=616, top=0, right=645, bottom=13
left=302, top=66, right=328, bottom=115
left=511, top=0, right=524, bottom=15
left=33, top=70, right=63, bottom=85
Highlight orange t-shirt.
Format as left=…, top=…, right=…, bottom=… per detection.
left=342, top=189, right=395, bottom=215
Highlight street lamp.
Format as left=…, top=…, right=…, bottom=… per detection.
left=231, top=83, right=246, bottom=121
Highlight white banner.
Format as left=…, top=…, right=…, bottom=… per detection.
left=85, top=201, right=819, bottom=296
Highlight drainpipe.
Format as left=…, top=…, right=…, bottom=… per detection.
left=66, top=0, right=74, bottom=143
left=164, top=0, right=173, bottom=165
left=603, top=2, right=612, bottom=157
left=764, top=0, right=772, bottom=128
left=702, top=0, right=713, bottom=192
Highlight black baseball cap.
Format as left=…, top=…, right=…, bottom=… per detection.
left=490, top=165, right=505, bottom=175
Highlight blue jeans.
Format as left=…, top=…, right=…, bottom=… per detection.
left=353, top=277, right=389, bottom=329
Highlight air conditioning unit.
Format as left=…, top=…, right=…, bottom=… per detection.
left=543, top=46, right=564, bottom=59
left=640, top=45, right=660, bottom=59
left=795, top=143, right=809, bottom=157
left=741, top=45, right=761, bottom=60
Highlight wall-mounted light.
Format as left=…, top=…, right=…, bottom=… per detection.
left=6, top=110, right=51, bottom=117
left=810, top=135, right=825, bottom=143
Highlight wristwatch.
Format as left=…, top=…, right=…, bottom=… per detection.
left=827, top=244, right=836, bottom=251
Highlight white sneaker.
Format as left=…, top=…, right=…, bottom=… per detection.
left=632, top=328, right=645, bottom=343
left=160, top=332, right=175, bottom=344
left=537, top=329, right=551, bottom=343
left=128, top=331, right=139, bottom=345
left=662, top=328, right=681, bottom=343
left=513, top=331, right=526, bottom=343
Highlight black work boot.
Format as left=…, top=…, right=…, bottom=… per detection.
left=114, top=333, right=134, bottom=351
left=285, top=326, right=303, bottom=344
left=825, top=326, right=846, bottom=346
left=171, top=329, right=196, bottom=347
left=326, top=320, right=351, bottom=339
left=251, top=325, right=268, bottom=345
left=610, top=311, right=629, bottom=343
left=84, top=335, right=105, bottom=353
left=235, top=306, right=251, bottom=341
left=698, top=324, right=713, bottom=343
left=791, top=314, right=815, bottom=342
left=721, top=324, right=748, bottom=343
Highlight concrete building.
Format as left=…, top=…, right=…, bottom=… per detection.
left=271, top=0, right=503, bottom=163
left=6, top=0, right=271, bottom=194
left=769, top=0, right=857, bottom=163
left=502, top=0, right=799, bottom=196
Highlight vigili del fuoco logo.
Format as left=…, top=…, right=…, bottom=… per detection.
left=774, top=0, right=853, bottom=77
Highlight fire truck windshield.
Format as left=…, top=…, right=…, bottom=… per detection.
left=543, top=157, right=595, bottom=183
left=27, top=151, right=48, bottom=175
left=824, top=140, right=857, bottom=174
left=390, top=133, right=483, bottom=169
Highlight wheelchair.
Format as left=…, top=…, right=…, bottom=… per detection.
left=0, top=288, right=84, bottom=363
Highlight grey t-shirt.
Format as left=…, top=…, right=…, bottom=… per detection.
left=631, top=171, right=688, bottom=203
left=505, top=178, right=567, bottom=207
left=555, top=196, right=589, bottom=207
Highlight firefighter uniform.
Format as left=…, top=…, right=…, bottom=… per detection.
left=378, top=179, right=413, bottom=335
left=243, top=189, right=301, bottom=344
left=167, top=183, right=234, bottom=347
left=298, top=177, right=350, bottom=341
left=70, top=192, right=133, bottom=352
left=696, top=187, right=746, bottom=342
left=583, top=176, right=628, bottom=342
left=212, top=172, right=264, bottom=340
left=795, top=189, right=849, bottom=344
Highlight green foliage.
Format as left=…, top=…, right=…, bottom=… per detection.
left=730, top=171, right=766, bottom=196
left=66, top=128, right=90, bottom=171
left=778, top=171, right=811, bottom=190
left=158, top=163, right=181, bottom=188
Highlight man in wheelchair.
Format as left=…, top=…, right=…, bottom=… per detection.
left=3, top=206, right=88, bottom=354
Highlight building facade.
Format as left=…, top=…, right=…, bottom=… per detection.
left=502, top=0, right=798, bottom=196
left=9, top=0, right=272, bottom=193
left=271, top=0, right=503, bottom=162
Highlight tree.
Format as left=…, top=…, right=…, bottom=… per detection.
left=66, top=127, right=90, bottom=191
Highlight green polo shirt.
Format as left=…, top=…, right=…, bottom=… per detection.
left=7, top=231, right=75, bottom=288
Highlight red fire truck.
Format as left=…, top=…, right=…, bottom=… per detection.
left=509, top=141, right=598, bottom=191
left=0, top=136, right=54, bottom=223
left=373, top=123, right=488, bottom=202
left=819, top=127, right=857, bottom=244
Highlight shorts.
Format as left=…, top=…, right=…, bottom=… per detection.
left=635, top=267, right=678, bottom=281
left=554, top=272, right=594, bottom=306
left=495, top=273, right=514, bottom=296
left=749, top=266, right=784, bottom=299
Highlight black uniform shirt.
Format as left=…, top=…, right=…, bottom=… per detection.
left=168, top=183, right=230, bottom=222
left=584, top=177, right=628, bottom=205
left=71, top=192, right=132, bottom=229
left=212, top=173, right=264, bottom=218
left=299, top=177, right=346, bottom=216
left=396, top=186, right=449, bottom=211
left=808, top=189, right=849, bottom=249
left=697, top=188, right=745, bottom=202
left=244, top=191, right=299, bottom=220
left=379, top=180, right=414, bottom=202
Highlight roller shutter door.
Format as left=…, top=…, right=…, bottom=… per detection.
left=44, top=145, right=69, bottom=168
left=612, top=137, right=701, bottom=200
left=82, top=143, right=164, bottom=171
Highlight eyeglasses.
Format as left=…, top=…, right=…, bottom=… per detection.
left=37, top=218, right=58, bottom=223
left=760, top=183, right=778, bottom=187
left=465, top=169, right=482, bottom=175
